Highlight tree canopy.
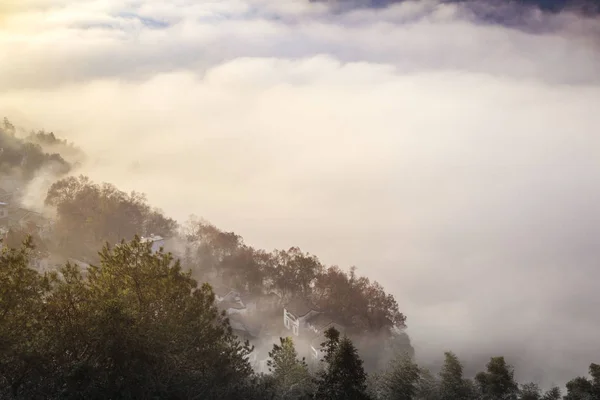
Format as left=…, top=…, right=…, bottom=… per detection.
left=0, top=236, right=254, bottom=399
left=0, top=118, right=71, bottom=181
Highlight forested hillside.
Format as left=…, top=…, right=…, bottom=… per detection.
left=1, top=118, right=599, bottom=399
left=0, top=118, right=72, bottom=182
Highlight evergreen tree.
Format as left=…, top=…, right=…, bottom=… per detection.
left=0, top=237, right=53, bottom=399
left=380, top=352, right=421, bottom=400
left=416, top=368, right=439, bottom=400
left=267, top=337, right=313, bottom=399
left=541, top=386, right=561, bottom=400
left=316, top=327, right=370, bottom=400
left=519, top=382, right=542, bottom=400
left=1, top=236, right=255, bottom=399
left=438, top=352, right=474, bottom=400
left=475, top=357, right=519, bottom=400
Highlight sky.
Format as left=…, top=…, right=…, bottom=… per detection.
left=1, top=0, right=600, bottom=388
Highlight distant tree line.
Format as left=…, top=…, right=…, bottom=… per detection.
left=3, top=120, right=599, bottom=399
left=1, top=237, right=599, bottom=399
left=0, top=118, right=72, bottom=181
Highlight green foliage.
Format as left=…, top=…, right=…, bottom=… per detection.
left=475, top=357, right=519, bottom=400
left=0, top=117, right=71, bottom=180
left=46, top=176, right=177, bottom=259
left=564, top=364, right=600, bottom=400
left=519, top=383, right=563, bottom=400
left=3, top=120, right=600, bottom=400
left=267, top=337, right=313, bottom=399
left=316, top=327, right=370, bottom=400
left=438, top=352, right=475, bottom=400
left=183, top=218, right=405, bottom=336
left=378, top=352, right=421, bottom=400
left=415, top=368, right=439, bottom=400
left=0, top=236, right=53, bottom=398
left=520, top=382, right=543, bottom=400
left=0, top=236, right=254, bottom=399
left=311, top=265, right=406, bottom=333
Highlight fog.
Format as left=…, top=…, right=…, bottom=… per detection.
left=1, top=0, right=600, bottom=389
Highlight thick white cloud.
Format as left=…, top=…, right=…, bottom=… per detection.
left=1, top=0, right=600, bottom=388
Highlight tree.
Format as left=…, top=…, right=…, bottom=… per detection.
left=519, top=382, right=542, bottom=400
left=439, top=352, right=474, bottom=400
left=541, top=386, right=561, bottom=400
left=416, top=368, right=440, bottom=400
left=320, top=326, right=341, bottom=366
left=564, top=363, right=600, bottom=400
left=271, top=247, right=322, bottom=301
left=1, top=236, right=255, bottom=399
left=591, top=363, right=600, bottom=399
left=379, top=352, right=421, bottom=400
left=475, top=357, right=519, bottom=400
left=45, top=176, right=177, bottom=259
left=0, top=236, right=53, bottom=399
left=0, top=118, right=70, bottom=180
left=316, top=327, right=370, bottom=400
left=312, top=265, right=405, bottom=333
left=564, top=377, right=594, bottom=400
left=267, top=337, right=313, bottom=399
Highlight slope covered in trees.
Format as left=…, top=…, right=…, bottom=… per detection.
left=1, top=118, right=599, bottom=399
left=0, top=118, right=72, bottom=182
left=2, top=238, right=599, bottom=399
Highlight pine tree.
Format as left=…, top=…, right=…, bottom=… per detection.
left=541, top=386, right=561, bottom=400
left=439, top=352, right=474, bottom=400
left=381, top=352, right=421, bottom=400
left=520, top=382, right=542, bottom=400
left=267, top=337, right=313, bottom=399
left=316, top=327, right=370, bottom=400
left=475, top=357, right=519, bottom=400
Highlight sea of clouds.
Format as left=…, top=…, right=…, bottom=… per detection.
left=1, top=0, right=599, bottom=388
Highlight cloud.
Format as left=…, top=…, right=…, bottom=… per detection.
left=1, top=0, right=599, bottom=389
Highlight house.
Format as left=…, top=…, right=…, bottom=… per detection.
left=227, top=313, right=271, bottom=369
left=283, top=298, right=320, bottom=337
left=229, top=313, right=262, bottom=338
left=211, top=285, right=249, bottom=316
left=6, top=207, right=51, bottom=233
left=212, top=285, right=241, bottom=304
left=306, top=313, right=345, bottom=336
left=239, top=291, right=281, bottom=315
left=305, top=313, right=347, bottom=361
left=218, top=298, right=247, bottom=316
left=309, top=335, right=323, bottom=360
left=140, top=234, right=165, bottom=253
left=258, top=292, right=281, bottom=312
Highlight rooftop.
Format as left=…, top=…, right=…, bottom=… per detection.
left=219, top=299, right=246, bottom=311
left=211, top=284, right=237, bottom=298
left=140, top=235, right=164, bottom=243
left=284, top=297, right=318, bottom=317
left=306, top=313, right=335, bottom=331
left=229, top=314, right=262, bottom=337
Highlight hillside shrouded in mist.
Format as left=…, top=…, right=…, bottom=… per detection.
left=1, top=0, right=600, bottom=395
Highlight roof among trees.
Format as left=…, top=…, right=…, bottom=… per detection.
left=284, top=297, right=317, bottom=317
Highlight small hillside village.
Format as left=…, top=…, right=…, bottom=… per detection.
left=139, top=234, right=347, bottom=371
left=211, top=283, right=348, bottom=372
left=1, top=186, right=346, bottom=372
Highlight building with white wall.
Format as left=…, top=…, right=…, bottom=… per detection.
left=140, top=234, right=165, bottom=253
left=283, top=298, right=321, bottom=337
